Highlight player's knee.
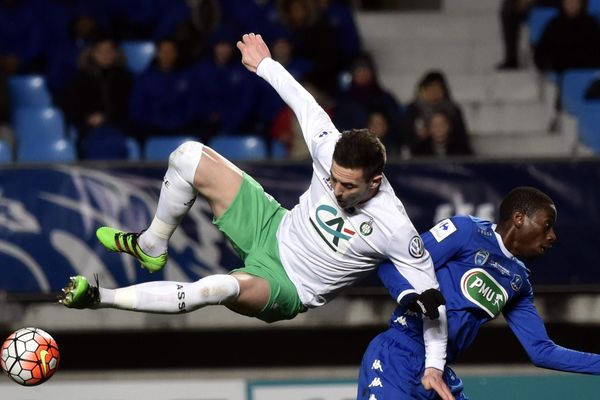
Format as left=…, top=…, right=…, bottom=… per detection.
left=168, top=141, right=203, bottom=184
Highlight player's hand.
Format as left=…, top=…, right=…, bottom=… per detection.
left=236, top=33, right=272, bottom=73
left=422, top=367, right=455, bottom=400
left=407, top=288, right=446, bottom=319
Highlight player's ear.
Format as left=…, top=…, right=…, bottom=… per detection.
left=513, top=211, right=525, bottom=228
left=370, top=174, right=382, bottom=189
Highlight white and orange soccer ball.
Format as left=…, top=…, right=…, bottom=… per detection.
left=1, top=327, right=60, bottom=386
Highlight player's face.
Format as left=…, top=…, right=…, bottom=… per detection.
left=514, top=204, right=557, bottom=260
left=330, top=162, right=380, bottom=210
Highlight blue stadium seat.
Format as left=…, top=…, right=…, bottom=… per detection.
left=12, top=107, right=66, bottom=143
left=589, top=0, right=600, bottom=22
left=208, top=134, right=268, bottom=161
left=577, top=102, right=600, bottom=154
left=144, top=135, right=196, bottom=161
left=560, top=69, right=600, bottom=117
left=8, top=75, right=52, bottom=109
left=126, top=137, right=142, bottom=161
left=17, top=137, right=76, bottom=163
left=121, top=41, right=156, bottom=74
left=271, top=139, right=288, bottom=160
left=527, top=6, right=559, bottom=46
left=0, top=139, right=12, bottom=164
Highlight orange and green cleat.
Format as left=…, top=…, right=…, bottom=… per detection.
left=96, top=226, right=167, bottom=272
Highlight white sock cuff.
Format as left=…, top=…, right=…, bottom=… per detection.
left=148, top=217, right=175, bottom=240
left=169, top=141, right=203, bottom=185
left=206, top=274, right=240, bottom=304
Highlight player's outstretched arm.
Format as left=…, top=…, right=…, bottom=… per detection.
left=422, top=367, right=455, bottom=400
left=236, top=33, right=271, bottom=73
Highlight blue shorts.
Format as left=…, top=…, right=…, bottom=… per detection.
left=357, top=328, right=468, bottom=399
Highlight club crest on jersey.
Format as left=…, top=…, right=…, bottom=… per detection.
left=511, top=274, right=523, bottom=291
left=474, top=250, right=490, bottom=266
left=409, top=236, right=424, bottom=258
left=310, top=202, right=356, bottom=253
left=360, top=218, right=374, bottom=236
left=460, top=268, right=508, bottom=318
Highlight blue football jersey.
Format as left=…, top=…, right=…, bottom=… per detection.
left=378, top=215, right=600, bottom=373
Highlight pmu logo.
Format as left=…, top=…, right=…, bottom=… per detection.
left=460, top=268, right=508, bottom=318
left=310, top=204, right=356, bottom=252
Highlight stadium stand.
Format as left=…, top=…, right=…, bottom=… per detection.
left=527, top=6, right=559, bottom=46
left=356, top=0, right=584, bottom=157
left=12, top=107, right=66, bottom=144
left=143, top=135, right=196, bottom=161
left=0, top=138, right=11, bottom=163
left=560, top=69, right=600, bottom=116
left=8, top=75, right=52, bottom=110
left=208, top=134, right=268, bottom=161
left=17, top=137, right=75, bottom=163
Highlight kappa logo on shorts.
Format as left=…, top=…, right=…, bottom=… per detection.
left=310, top=201, right=356, bottom=253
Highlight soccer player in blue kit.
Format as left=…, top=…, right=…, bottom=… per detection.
left=358, top=186, right=600, bottom=399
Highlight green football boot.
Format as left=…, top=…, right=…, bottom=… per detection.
left=96, top=227, right=167, bottom=272
left=60, top=275, right=100, bottom=309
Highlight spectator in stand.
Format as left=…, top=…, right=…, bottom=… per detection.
left=219, top=0, right=280, bottom=38
left=278, top=0, right=344, bottom=96
left=336, top=54, right=404, bottom=157
left=169, top=0, right=221, bottom=66
left=67, top=35, right=134, bottom=159
left=191, top=26, right=260, bottom=141
left=404, top=70, right=470, bottom=158
left=0, top=0, right=44, bottom=75
left=46, top=13, right=105, bottom=111
left=409, top=108, right=474, bottom=157
left=533, top=0, right=600, bottom=73
left=257, top=27, right=314, bottom=150
left=0, top=71, right=13, bottom=150
left=496, top=0, right=560, bottom=70
left=269, top=81, right=328, bottom=160
left=584, top=74, right=600, bottom=99
left=129, top=38, right=196, bottom=142
left=315, top=0, right=362, bottom=68
left=366, top=111, right=395, bottom=155
left=107, top=0, right=190, bottom=41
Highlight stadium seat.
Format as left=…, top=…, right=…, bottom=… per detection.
left=121, top=41, right=156, bottom=74
left=126, top=137, right=142, bottom=161
left=560, top=69, right=600, bottom=117
left=208, top=134, right=268, bottom=161
left=589, top=0, right=600, bottom=22
left=0, top=139, right=12, bottom=164
left=527, top=6, right=559, bottom=46
left=17, top=137, right=76, bottom=163
left=271, top=139, right=288, bottom=160
left=8, top=75, right=52, bottom=109
left=12, top=107, right=66, bottom=143
left=144, top=135, right=196, bottom=161
left=577, top=101, right=600, bottom=154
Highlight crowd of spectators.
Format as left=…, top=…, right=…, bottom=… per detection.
left=0, top=0, right=475, bottom=162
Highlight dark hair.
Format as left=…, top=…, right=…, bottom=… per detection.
left=333, top=129, right=386, bottom=181
left=498, top=187, right=554, bottom=223
left=417, top=69, right=452, bottom=100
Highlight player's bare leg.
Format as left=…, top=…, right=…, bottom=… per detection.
left=96, top=142, right=244, bottom=271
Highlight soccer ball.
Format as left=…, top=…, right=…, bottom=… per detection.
left=1, top=327, right=60, bottom=386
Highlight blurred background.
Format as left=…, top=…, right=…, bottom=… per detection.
left=1, top=0, right=600, bottom=398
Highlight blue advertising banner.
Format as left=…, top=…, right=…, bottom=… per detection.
left=1, top=160, right=599, bottom=293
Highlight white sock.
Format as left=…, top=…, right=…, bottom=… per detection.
left=97, top=275, right=240, bottom=313
left=138, top=142, right=203, bottom=256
